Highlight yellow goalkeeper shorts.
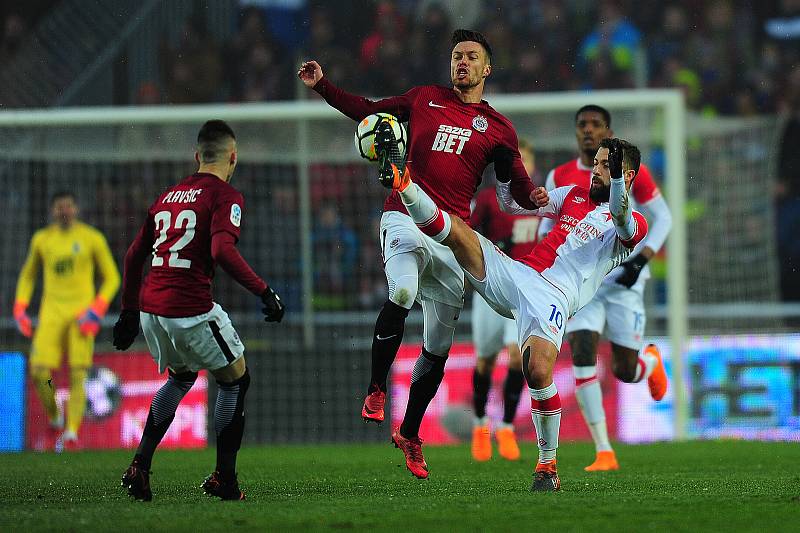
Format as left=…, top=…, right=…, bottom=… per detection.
left=30, top=308, right=94, bottom=369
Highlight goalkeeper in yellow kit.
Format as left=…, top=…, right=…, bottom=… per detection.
left=13, top=192, right=120, bottom=450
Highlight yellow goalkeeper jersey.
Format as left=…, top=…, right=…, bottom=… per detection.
left=15, top=221, right=120, bottom=314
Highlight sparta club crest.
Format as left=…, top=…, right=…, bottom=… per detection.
left=472, top=115, right=488, bottom=133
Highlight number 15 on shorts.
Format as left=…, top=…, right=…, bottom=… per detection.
left=548, top=304, right=563, bottom=335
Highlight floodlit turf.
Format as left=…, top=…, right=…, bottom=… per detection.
left=1, top=441, right=798, bottom=532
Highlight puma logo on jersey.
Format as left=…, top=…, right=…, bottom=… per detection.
left=431, top=124, right=472, bottom=154
left=428, top=100, right=446, bottom=108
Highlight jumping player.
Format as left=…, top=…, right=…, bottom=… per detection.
left=469, top=139, right=540, bottom=462
left=539, top=105, right=672, bottom=471
left=13, top=191, right=120, bottom=451
left=298, top=29, right=536, bottom=479
left=379, top=131, right=655, bottom=491
left=113, top=120, right=285, bottom=501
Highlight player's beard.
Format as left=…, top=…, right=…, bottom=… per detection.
left=590, top=182, right=610, bottom=203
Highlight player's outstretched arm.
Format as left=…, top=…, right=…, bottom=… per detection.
left=210, top=232, right=284, bottom=323
left=298, top=59, right=413, bottom=122
left=608, top=141, right=647, bottom=248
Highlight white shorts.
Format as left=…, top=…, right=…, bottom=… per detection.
left=471, top=290, right=517, bottom=358
left=465, top=233, right=569, bottom=350
left=380, top=210, right=465, bottom=308
left=140, top=303, right=245, bottom=373
left=566, top=282, right=646, bottom=350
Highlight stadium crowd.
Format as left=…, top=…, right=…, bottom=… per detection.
left=159, top=0, right=800, bottom=115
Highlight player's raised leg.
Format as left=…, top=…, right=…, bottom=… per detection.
left=611, top=342, right=667, bottom=401
left=521, top=336, right=562, bottom=492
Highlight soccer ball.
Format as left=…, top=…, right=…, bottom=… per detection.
left=354, top=113, right=407, bottom=162
left=84, top=366, right=122, bottom=420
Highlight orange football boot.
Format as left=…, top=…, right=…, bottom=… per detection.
left=495, top=427, right=521, bottom=461
left=584, top=450, right=620, bottom=471
left=361, top=389, right=386, bottom=424
left=391, top=429, right=429, bottom=479
left=471, top=425, right=492, bottom=462
left=645, top=344, right=668, bottom=401
left=531, top=461, right=561, bottom=492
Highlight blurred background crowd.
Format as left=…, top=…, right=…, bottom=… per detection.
left=1, top=0, right=799, bottom=114
left=1, top=0, right=798, bottom=310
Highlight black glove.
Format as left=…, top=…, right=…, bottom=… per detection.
left=607, top=138, right=623, bottom=180
left=491, top=145, right=514, bottom=183
left=616, top=253, right=649, bottom=288
left=261, top=286, right=285, bottom=323
left=113, top=309, right=140, bottom=350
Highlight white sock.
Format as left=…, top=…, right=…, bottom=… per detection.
left=530, top=383, right=561, bottom=464
left=400, top=183, right=451, bottom=242
left=573, top=365, right=612, bottom=452
left=633, top=351, right=658, bottom=382
left=473, top=416, right=489, bottom=428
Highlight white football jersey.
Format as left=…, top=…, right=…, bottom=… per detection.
left=518, top=185, right=648, bottom=315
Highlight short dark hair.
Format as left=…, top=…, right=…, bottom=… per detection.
left=50, top=191, right=76, bottom=206
left=575, top=105, right=611, bottom=128
left=451, top=29, right=492, bottom=62
left=197, top=120, right=236, bottom=163
left=600, top=138, right=640, bottom=177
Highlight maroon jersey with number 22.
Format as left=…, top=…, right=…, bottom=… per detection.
left=121, top=173, right=267, bottom=318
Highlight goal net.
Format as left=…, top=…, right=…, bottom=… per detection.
left=0, top=91, right=783, bottom=445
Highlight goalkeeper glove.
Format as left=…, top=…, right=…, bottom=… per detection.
left=113, top=309, right=140, bottom=350
left=77, top=297, right=109, bottom=337
left=616, top=253, right=649, bottom=288
left=491, top=145, right=514, bottom=183
left=13, top=301, right=33, bottom=338
left=607, top=138, right=623, bottom=180
left=261, top=286, right=285, bottom=323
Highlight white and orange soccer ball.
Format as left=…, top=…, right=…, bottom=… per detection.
left=354, top=113, right=407, bottom=162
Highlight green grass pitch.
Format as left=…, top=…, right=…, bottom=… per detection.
left=1, top=441, right=798, bottom=531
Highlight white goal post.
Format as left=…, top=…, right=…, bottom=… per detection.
left=0, top=89, right=689, bottom=439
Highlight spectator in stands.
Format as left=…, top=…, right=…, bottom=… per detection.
left=161, top=14, right=222, bottom=104
left=408, top=3, right=451, bottom=87
left=775, top=76, right=800, bottom=302
left=0, top=13, right=25, bottom=62
left=312, top=205, right=359, bottom=309
left=579, top=0, right=642, bottom=89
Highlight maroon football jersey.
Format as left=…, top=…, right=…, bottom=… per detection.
left=137, top=173, right=244, bottom=317
left=314, top=80, right=535, bottom=218
left=470, top=187, right=541, bottom=260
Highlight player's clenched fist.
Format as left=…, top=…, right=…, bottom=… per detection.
left=531, top=187, right=549, bottom=208
left=297, top=61, right=323, bottom=87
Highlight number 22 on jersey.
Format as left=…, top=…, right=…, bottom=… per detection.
left=152, top=209, right=196, bottom=268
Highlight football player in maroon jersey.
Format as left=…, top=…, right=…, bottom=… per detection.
left=299, top=29, right=536, bottom=479
left=113, top=120, right=285, bottom=501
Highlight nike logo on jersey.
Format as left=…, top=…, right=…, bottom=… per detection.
left=428, top=100, right=446, bottom=108
left=572, top=197, right=585, bottom=203
left=375, top=334, right=398, bottom=341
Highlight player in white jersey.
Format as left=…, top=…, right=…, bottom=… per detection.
left=378, top=132, right=665, bottom=491
left=539, top=105, right=672, bottom=471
